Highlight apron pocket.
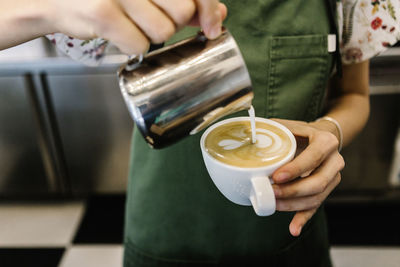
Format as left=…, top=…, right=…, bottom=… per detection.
left=266, top=34, right=332, bottom=121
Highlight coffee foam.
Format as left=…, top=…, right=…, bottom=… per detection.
left=205, top=120, right=292, bottom=168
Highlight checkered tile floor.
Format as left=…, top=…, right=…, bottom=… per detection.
left=0, top=195, right=399, bottom=267
left=0, top=195, right=124, bottom=267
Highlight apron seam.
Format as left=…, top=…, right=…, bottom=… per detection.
left=313, top=37, right=330, bottom=120
left=267, top=37, right=276, bottom=118
left=308, top=54, right=330, bottom=120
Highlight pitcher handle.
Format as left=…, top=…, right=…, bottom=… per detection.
left=125, top=54, right=144, bottom=71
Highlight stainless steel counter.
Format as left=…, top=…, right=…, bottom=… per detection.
left=0, top=39, right=133, bottom=197
left=370, top=47, right=400, bottom=95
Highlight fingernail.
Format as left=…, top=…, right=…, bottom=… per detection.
left=300, top=170, right=312, bottom=178
left=290, top=224, right=302, bottom=237
left=208, top=25, right=222, bottom=39
left=297, top=226, right=302, bottom=235
left=275, top=172, right=290, bottom=182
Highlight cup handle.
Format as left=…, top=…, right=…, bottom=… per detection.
left=249, top=176, right=276, bottom=216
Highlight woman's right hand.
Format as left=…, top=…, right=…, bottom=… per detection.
left=44, top=0, right=227, bottom=54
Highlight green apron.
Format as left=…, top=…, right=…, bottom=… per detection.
left=124, top=0, right=337, bottom=266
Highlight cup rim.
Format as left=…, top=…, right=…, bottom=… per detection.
left=200, top=117, right=297, bottom=171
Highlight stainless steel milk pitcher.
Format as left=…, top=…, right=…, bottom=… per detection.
left=118, top=29, right=253, bottom=149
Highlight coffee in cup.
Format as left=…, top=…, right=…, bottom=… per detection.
left=204, top=120, right=293, bottom=168
left=200, top=116, right=296, bottom=216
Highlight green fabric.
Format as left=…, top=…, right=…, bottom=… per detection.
left=124, top=0, right=336, bottom=266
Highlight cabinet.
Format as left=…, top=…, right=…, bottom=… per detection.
left=0, top=76, right=49, bottom=196
left=0, top=53, right=133, bottom=197
left=46, top=74, right=133, bottom=194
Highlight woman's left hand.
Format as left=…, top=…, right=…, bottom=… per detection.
left=271, top=118, right=345, bottom=237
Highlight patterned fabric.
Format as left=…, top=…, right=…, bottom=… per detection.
left=46, top=33, right=108, bottom=66
left=340, top=0, right=400, bottom=64
left=46, top=0, right=400, bottom=66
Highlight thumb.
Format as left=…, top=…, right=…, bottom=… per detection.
left=271, top=119, right=312, bottom=138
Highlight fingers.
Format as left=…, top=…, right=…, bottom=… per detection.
left=115, top=0, right=226, bottom=52
left=272, top=119, right=312, bottom=138
left=93, top=4, right=150, bottom=55
left=272, top=126, right=340, bottom=184
left=218, top=3, right=228, bottom=21
left=275, top=173, right=341, bottom=211
left=273, top=152, right=345, bottom=198
left=152, top=0, right=196, bottom=28
left=48, top=0, right=227, bottom=56
left=189, top=3, right=227, bottom=27
left=120, top=0, right=176, bottom=44
left=289, top=209, right=317, bottom=237
left=269, top=119, right=343, bottom=237
left=195, top=0, right=223, bottom=39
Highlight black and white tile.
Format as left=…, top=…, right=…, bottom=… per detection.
left=0, top=195, right=125, bottom=267
left=1, top=194, right=400, bottom=267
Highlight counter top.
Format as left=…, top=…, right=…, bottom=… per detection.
left=1, top=38, right=400, bottom=94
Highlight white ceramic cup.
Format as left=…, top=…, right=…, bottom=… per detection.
left=200, top=117, right=297, bottom=216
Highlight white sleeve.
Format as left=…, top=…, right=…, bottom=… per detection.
left=340, top=0, right=400, bottom=64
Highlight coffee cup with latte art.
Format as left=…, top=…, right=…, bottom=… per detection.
left=200, top=117, right=296, bottom=216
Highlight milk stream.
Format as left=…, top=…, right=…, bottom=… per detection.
left=248, top=105, right=257, bottom=144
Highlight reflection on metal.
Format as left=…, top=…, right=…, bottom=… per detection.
left=24, top=74, right=72, bottom=194
left=1, top=60, right=133, bottom=196
left=389, top=126, right=400, bottom=187
left=370, top=54, right=400, bottom=95
left=39, top=74, right=71, bottom=193
left=24, top=74, right=61, bottom=193
left=119, top=30, right=253, bottom=148
left=370, top=85, right=400, bottom=95
left=46, top=74, right=132, bottom=194
left=0, top=76, right=49, bottom=196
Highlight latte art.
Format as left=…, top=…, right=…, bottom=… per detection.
left=205, top=121, right=292, bottom=168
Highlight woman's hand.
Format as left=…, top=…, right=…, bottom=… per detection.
left=44, top=0, right=227, bottom=54
left=0, top=0, right=227, bottom=53
left=271, top=118, right=345, bottom=237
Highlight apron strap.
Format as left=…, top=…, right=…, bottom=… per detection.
left=326, top=0, right=343, bottom=77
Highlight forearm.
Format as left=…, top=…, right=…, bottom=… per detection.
left=311, top=61, right=370, bottom=148
left=0, top=0, right=53, bottom=50
left=323, top=93, right=369, bottom=147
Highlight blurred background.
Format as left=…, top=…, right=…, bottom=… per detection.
left=0, top=38, right=399, bottom=267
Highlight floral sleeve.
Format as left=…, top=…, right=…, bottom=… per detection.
left=340, top=0, right=400, bottom=64
left=46, top=34, right=109, bottom=66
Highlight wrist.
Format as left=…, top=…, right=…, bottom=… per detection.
left=312, top=116, right=343, bottom=151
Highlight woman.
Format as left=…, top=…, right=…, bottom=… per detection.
left=0, top=0, right=397, bottom=266
left=122, top=1, right=369, bottom=266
